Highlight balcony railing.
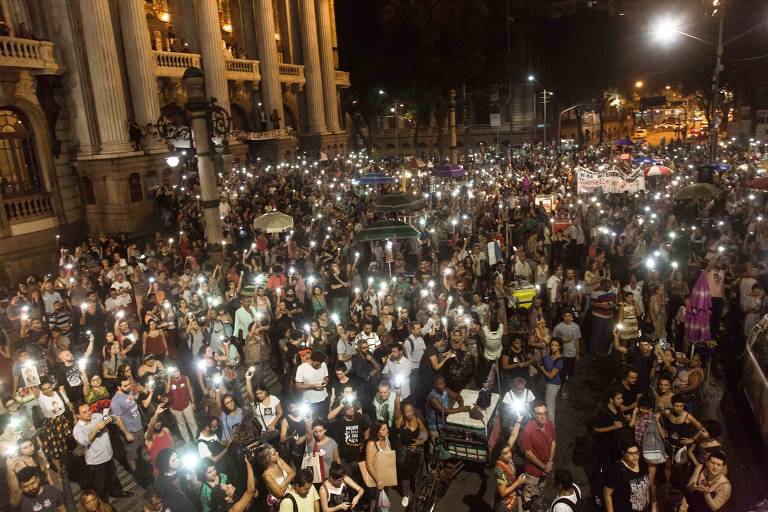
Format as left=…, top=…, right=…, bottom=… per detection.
left=335, top=70, right=351, bottom=88
left=153, top=50, right=201, bottom=78
left=279, top=63, right=305, bottom=85
left=4, top=192, right=55, bottom=223
left=224, top=57, right=260, bottom=82
left=0, top=37, right=59, bottom=74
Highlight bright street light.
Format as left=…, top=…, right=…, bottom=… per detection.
left=634, top=80, right=644, bottom=88
left=527, top=75, right=535, bottom=82
left=653, top=17, right=681, bottom=43
left=166, top=155, right=180, bottom=167
left=378, top=89, right=385, bottom=95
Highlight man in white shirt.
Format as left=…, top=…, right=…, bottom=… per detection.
left=294, top=350, right=329, bottom=412
left=72, top=403, right=130, bottom=501
left=513, top=250, right=534, bottom=282
left=233, top=295, right=259, bottom=340
left=382, top=343, right=412, bottom=399
left=354, top=321, right=381, bottom=350
left=404, top=321, right=428, bottom=367
left=336, top=325, right=359, bottom=372
left=546, top=266, right=563, bottom=325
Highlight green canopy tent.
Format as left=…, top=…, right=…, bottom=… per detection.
left=371, top=192, right=426, bottom=213
left=353, top=220, right=420, bottom=242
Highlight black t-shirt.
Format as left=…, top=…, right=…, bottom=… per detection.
left=55, top=362, right=84, bottom=403
left=20, top=485, right=64, bottom=512
left=628, top=352, right=655, bottom=392
left=327, top=272, right=350, bottom=298
left=620, top=382, right=641, bottom=409
left=604, top=459, right=651, bottom=512
left=331, top=377, right=361, bottom=409
left=282, top=297, right=301, bottom=314
left=502, top=346, right=530, bottom=383
left=594, top=405, right=626, bottom=461
left=334, top=413, right=370, bottom=463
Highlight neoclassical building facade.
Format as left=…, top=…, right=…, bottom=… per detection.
left=0, top=0, right=350, bottom=284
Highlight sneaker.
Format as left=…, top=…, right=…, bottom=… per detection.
left=401, top=496, right=410, bottom=508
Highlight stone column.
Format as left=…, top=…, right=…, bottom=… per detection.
left=117, top=0, right=164, bottom=152
left=297, top=0, right=327, bottom=134
left=253, top=0, right=285, bottom=131
left=315, top=0, right=340, bottom=132
left=195, top=0, right=230, bottom=111
left=78, top=0, right=134, bottom=155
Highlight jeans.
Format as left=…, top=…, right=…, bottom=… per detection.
left=590, top=314, right=613, bottom=354
left=545, top=383, right=560, bottom=424
left=170, top=403, right=198, bottom=442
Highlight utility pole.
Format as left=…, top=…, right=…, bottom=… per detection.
left=709, top=10, right=724, bottom=163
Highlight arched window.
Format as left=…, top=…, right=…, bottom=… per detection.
left=128, top=173, right=143, bottom=202
left=0, top=109, right=42, bottom=194
left=145, top=170, right=158, bottom=199
left=81, top=177, right=95, bottom=205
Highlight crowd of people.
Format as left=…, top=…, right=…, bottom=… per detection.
left=0, top=136, right=763, bottom=512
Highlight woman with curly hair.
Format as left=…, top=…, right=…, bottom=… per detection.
left=77, top=489, right=117, bottom=512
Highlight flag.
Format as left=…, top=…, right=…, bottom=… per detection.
left=488, top=241, right=502, bottom=266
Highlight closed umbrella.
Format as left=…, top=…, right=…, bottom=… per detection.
left=353, top=220, right=420, bottom=242
left=685, top=271, right=712, bottom=350
left=675, top=183, right=721, bottom=201
left=252, top=212, right=294, bottom=233
left=371, top=193, right=426, bottom=212
left=644, top=165, right=672, bottom=177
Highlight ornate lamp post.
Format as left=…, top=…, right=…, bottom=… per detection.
left=155, top=67, right=231, bottom=258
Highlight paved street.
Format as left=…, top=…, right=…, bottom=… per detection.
left=383, top=357, right=768, bottom=512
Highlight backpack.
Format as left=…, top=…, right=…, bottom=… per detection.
left=550, top=484, right=582, bottom=512
left=642, top=420, right=667, bottom=464
left=278, top=493, right=298, bottom=512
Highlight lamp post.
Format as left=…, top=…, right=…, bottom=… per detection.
left=390, top=105, right=400, bottom=156
left=155, top=67, right=231, bottom=258
left=528, top=75, right=553, bottom=146
left=558, top=103, right=590, bottom=151
left=652, top=11, right=768, bottom=163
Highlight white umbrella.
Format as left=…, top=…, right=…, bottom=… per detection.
left=252, top=212, right=294, bottom=233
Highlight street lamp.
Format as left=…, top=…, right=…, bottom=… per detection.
left=652, top=12, right=768, bottom=162
left=528, top=75, right=553, bottom=146
left=390, top=105, right=400, bottom=155
left=634, top=80, right=644, bottom=89
left=155, top=67, right=231, bottom=257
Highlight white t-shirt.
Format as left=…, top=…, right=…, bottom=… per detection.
left=382, top=356, right=412, bottom=398
left=254, top=395, right=281, bottom=430
left=295, top=362, right=329, bottom=404
left=279, top=485, right=320, bottom=512
left=483, top=326, right=503, bottom=361
left=197, top=432, right=219, bottom=458
left=38, top=392, right=68, bottom=419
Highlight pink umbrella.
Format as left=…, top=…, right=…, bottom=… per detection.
left=684, top=271, right=711, bottom=347
left=644, top=165, right=672, bottom=177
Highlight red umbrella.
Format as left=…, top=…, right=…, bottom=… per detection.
left=747, top=177, right=768, bottom=190
left=644, top=165, right=672, bottom=177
